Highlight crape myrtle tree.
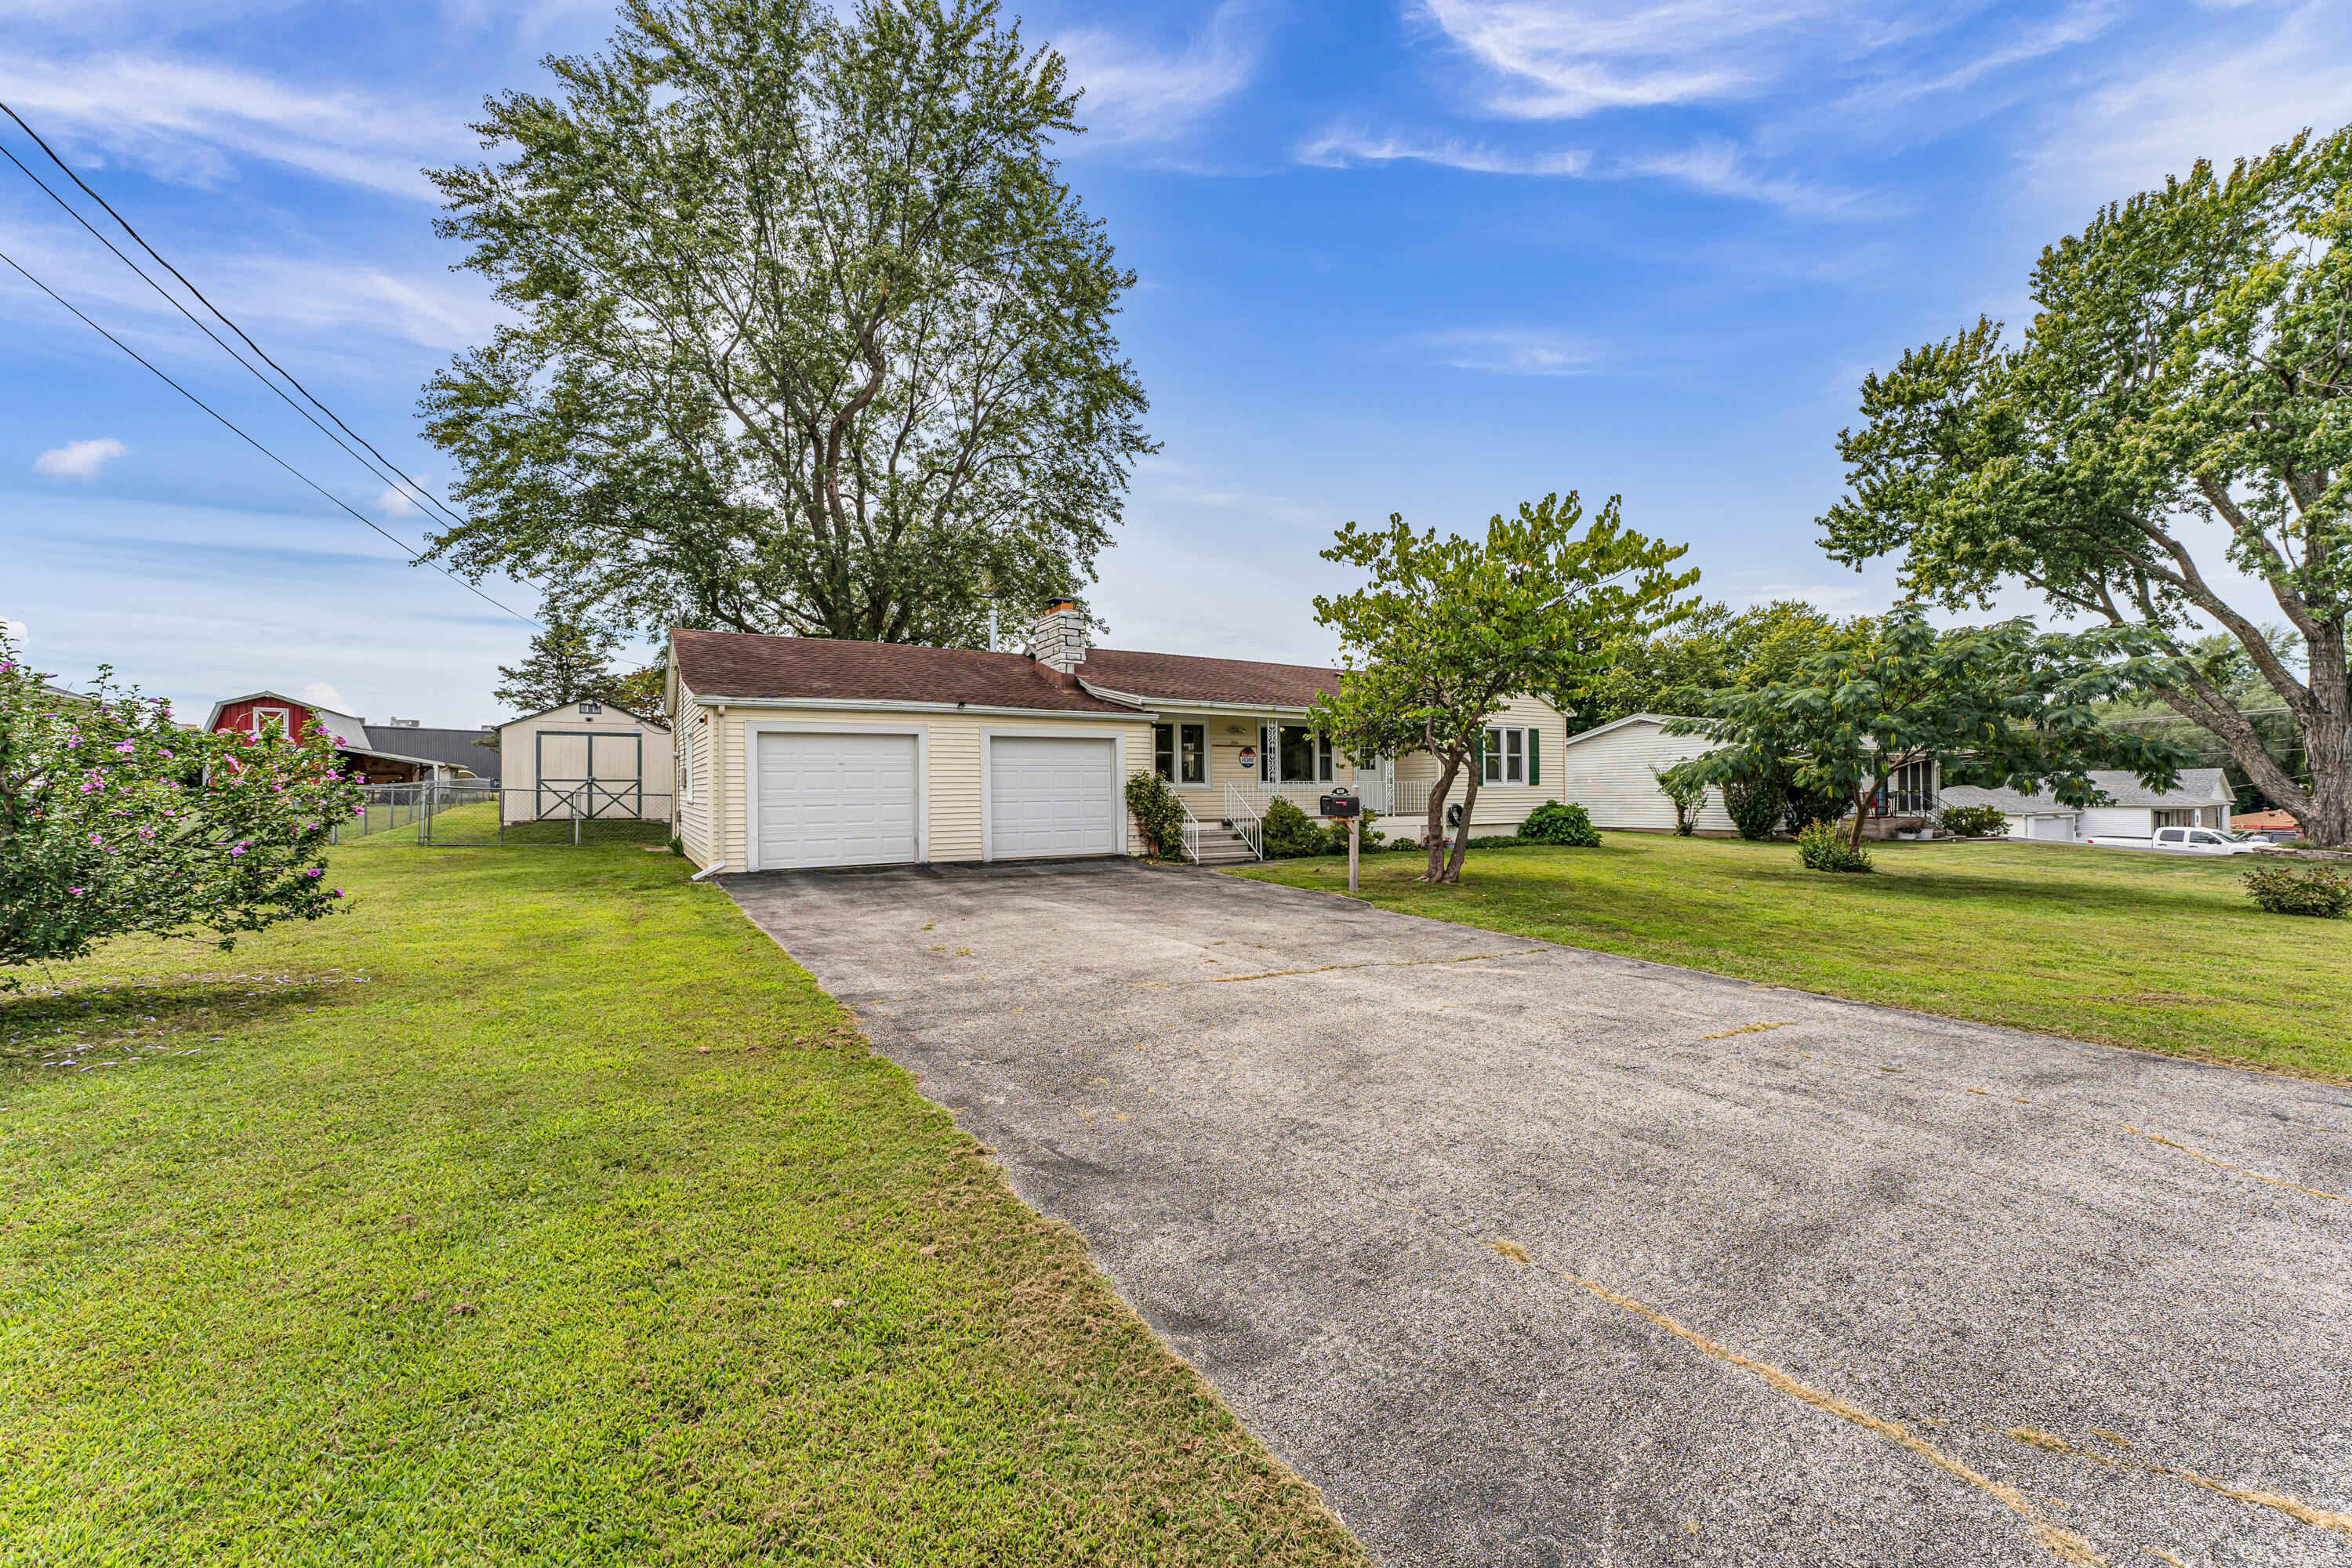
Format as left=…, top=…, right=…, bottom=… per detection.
left=420, top=0, right=1153, bottom=649
left=1308, top=494, right=1699, bottom=884
left=1819, top=129, right=2352, bottom=844
left=0, top=642, right=363, bottom=985
left=1663, top=608, right=2200, bottom=851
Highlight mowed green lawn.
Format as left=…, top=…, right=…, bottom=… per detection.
left=0, top=840, right=1363, bottom=1566
left=1240, top=835, right=2352, bottom=1082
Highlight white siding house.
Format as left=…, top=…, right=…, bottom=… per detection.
left=1552, top=713, right=1737, bottom=833
left=1940, top=768, right=2234, bottom=843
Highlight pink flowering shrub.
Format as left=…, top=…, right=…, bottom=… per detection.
left=2, top=637, right=365, bottom=985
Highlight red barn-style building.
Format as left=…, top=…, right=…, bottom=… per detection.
left=204, top=690, right=487, bottom=785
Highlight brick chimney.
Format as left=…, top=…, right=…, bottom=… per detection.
left=1026, top=598, right=1089, bottom=678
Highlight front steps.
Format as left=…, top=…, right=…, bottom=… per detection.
left=1192, top=825, right=1261, bottom=866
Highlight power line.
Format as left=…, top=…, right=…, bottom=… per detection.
left=0, top=140, right=470, bottom=547
left=0, top=99, right=470, bottom=535
left=0, top=245, right=535, bottom=624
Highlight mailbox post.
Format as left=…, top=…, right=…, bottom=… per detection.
left=1320, top=787, right=1362, bottom=895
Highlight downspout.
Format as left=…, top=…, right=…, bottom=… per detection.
left=694, top=700, right=730, bottom=879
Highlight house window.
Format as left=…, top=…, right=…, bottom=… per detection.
left=1278, top=724, right=1333, bottom=783
left=2153, top=808, right=2197, bottom=829
left=1154, top=723, right=1207, bottom=786
left=1483, top=727, right=1527, bottom=785
left=1884, top=759, right=1936, bottom=815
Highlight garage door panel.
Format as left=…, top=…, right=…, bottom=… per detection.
left=757, top=731, right=919, bottom=869
left=989, top=736, right=1116, bottom=859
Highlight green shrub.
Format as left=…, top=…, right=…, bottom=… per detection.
left=2242, top=860, right=2352, bottom=918
left=1796, top=820, right=1874, bottom=873
left=1518, top=800, right=1601, bottom=847
left=1123, top=772, right=1191, bottom=862
left=1721, top=774, right=1784, bottom=840
left=1260, top=797, right=1334, bottom=858
left=1783, top=782, right=1846, bottom=835
left=1938, top=804, right=2009, bottom=839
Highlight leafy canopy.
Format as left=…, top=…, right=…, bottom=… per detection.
left=494, top=614, right=626, bottom=714
left=1309, top=493, right=1697, bottom=883
left=1817, top=127, right=2352, bottom=843
left=1, top=644, right=363, bottom=985
left=1577, top=599, right=1875, bottom=731
left=1664, top=609, right=2199, bottom=849
left=420, top=0, right=1152, bottom=648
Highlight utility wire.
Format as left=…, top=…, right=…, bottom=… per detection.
left=0, top=98, right=469, bottom=534
left=0, top=245, right=535, bottom=624
left=0, top=140, right=467, bottom=546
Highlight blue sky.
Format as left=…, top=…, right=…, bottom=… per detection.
left=5, top=0, right=2347, bottom=726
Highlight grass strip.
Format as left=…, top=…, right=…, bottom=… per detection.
left=0, top=838, right=1364, bottom=1566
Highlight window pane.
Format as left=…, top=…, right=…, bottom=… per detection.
left=1153, top=724, right=1174, bottom=782
left=1280, top=725, right=1316, bottom=782
left=1483, top=728, right=1501, bottom=783
left=1180, top=724, right=1207, bottom=784
left=1317, top=733, right=1334, bottom=782
left=1506, top=728, right=1523, bottom=782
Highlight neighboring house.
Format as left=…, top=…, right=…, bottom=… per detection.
left=1552, top=714, right=1740, bottom=834
left=2229, top=808, right=2301, bottom=842
left=496, top=701, right=670, bottom=825
left=666, top=601, right=1572, bottom=873
left=1938, top=770, right=2234, bottom=843
left=204, top=690, right=476, bottom=784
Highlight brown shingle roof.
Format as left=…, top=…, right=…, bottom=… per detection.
left=1073, top=648, right=1341, bottom=708
left=670, top=630, right=1139, bottom=713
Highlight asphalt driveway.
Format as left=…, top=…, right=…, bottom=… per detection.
left=725, top=859, right=2352, bottom=1567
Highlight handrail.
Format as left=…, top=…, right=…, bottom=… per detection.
left=1174, top=791, right=1202, bottom=863
left=1223, top=782, right=1265, bottom=860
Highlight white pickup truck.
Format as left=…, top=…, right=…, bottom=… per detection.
left=2087, top=826, right=2274, bottom=855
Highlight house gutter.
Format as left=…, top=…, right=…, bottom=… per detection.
left=687, top=694, right=1156, bottom=720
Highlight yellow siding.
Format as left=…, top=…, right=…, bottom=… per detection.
left=676, top=701, right=1154, bottom=871
left=1390, top=692, right=1570, bottom=831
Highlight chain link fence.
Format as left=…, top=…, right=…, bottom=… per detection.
left=334, top=782, right=673, bottom=848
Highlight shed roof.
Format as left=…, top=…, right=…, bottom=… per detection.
left=363, top=725, right=503, bottom=779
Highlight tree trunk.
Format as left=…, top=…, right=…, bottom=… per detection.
left=1848, top=779, right=1875, bottom=851
left=1442, top=768, right=1483, bottom=884
left=1422, top=755, right=1460, bottom=883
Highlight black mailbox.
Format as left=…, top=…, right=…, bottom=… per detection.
left=1319, top=791, right=1360, bottom=819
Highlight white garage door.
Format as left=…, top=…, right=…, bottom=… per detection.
left=989, top=735, right=1117, bottom=860
left=755, top=731, right=919, bottom=869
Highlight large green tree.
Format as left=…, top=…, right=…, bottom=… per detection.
left=492, top=614, right=625, bottom=714
left=1308, top=494, right=1698, bottom=884
left=1664, top=609, right=2198, bottom=851
left=1819, top=129, right=2352, bottom=844
left=420, top=0, right=1152, bottom=648
left=1573, top=598, right=1874, bottom=730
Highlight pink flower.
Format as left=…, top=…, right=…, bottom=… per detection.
left=67, top=886, right=85, bottom=895
left=229, top=844, right=247, bottom=858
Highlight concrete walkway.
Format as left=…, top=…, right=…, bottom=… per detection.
left=724, top=859, right=2352, bottom=1567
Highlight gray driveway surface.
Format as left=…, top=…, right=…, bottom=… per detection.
left=724, top=859, right=2352, bottom=1567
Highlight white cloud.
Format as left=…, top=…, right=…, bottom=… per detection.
left=1056, top=2, right=1262, bottom=143
left=1428, top=328, right=1599, bottom=376
left=0, top=53, right=464, bottom=197
left=375, top=488, right=419, bottom=517
left=300, top=681, right=353, bottom=713
left=1419, top=0, right=1881, bottom=119
left=33, top=437, right=129, bottom=479
left=2027, top=2, right=2352, bottom=205
left=1617, top=141, right=1887, bottom=219
left=1297, top=125, right=1591, bottom=175
left=2, top=617, right=27, bottom=648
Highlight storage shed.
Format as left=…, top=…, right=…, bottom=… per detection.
left=494, top=701, right=672, bottom=824
left=1552, top=713, right=1737, bottom=833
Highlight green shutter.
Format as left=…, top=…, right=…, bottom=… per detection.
left=1527, top=728, right=1540, bottom=786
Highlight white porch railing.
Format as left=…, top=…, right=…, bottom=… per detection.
left=1228, top=779, right=1403, bottom=819
left=1223, top=782, right=1265, bottom=859
left=1174, top=791, right=1202, bottom=863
